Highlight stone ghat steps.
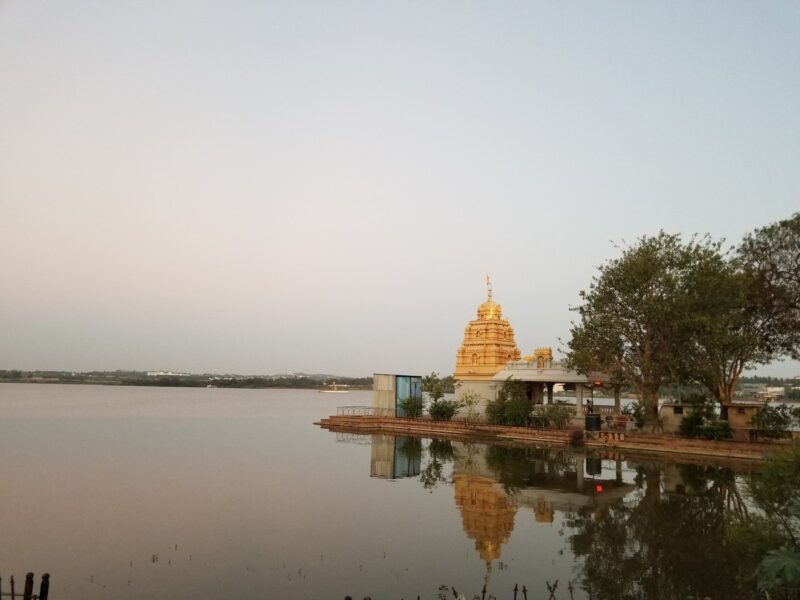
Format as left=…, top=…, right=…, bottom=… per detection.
left=317, top=416, right=779, bottom=461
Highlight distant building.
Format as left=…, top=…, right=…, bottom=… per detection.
left=759, top=386, right=787, bottom=400
left=146, top=370, right=190, bottom=377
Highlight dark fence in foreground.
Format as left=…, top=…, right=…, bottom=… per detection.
left=343, top=581, right=575, bottom=600
left=0, top=573, right=50, bottom=600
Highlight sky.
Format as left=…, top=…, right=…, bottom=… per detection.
left=1, top=1, right=798, bottom=377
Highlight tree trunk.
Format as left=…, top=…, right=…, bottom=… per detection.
left=641, top=384, right=660, bottom=426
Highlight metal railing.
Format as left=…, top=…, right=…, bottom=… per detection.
left=580, top=405, right=616, bottom=414
left=336, top=406, right=396, bottom=417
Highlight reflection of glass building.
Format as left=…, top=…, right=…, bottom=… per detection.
left=370, top=435, right=422, bottom=479
left=372, top=374, right=422, bottom=417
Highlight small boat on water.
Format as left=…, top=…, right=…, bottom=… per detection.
left=319, top=380, right=349, bottom=394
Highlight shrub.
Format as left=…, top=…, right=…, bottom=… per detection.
left=700, top=420, right=732, bottom=440
left=428, top=399, right=459, bottom=421
left=460, top=390, right=483, bottom=421
left=543, top=403, right=574, bottom=430
left=679, top=398, right=732, bottom=440
left=757, top=547, right=800, bottom=595
left=485, top=393, right=507, bottom=425
left=751, top=405, right=795, bottom=439
left=485, top=378, right=532, bottom=426
left=398, top=396, right=423, bottom=419
left=622, top=401, right=647, bottom=429
left=679, top=410, right=706, bottom=438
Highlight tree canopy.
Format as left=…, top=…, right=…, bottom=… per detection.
left=567, top=215, right=800, bottom=416
left=566, top=232, right=712, bottom=417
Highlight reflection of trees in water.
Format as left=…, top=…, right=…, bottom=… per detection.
left=420, top=439, right=455, bottom=490
left=405, top=438, right=787, bottom=597
left=484, top=445, right=576, bottom=494
left=679, top=464, right=749, bottom=519
left=567, top=463, right=754, bottom=600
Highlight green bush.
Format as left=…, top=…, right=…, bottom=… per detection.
left=679, top=398, right=732, bottom=440
left=700, top=420, right=733, bottom=440
left=428, top=399, right=459, bottom=421
left=485, top=378, right=532, bottom=426
left=485, top=392, right=506, bottom=424
left=543, top=403, right=574, bottom=430
left=679, top=410, right=706, bottom=438
left=622, top=401, right=647, bottom=429
left=751, top=405, right=795, bottom=439
left=398, top=396, right=423, bottom=419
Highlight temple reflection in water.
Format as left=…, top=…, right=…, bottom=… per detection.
left=341, top=430, right=759, bottom=599
left=449, top=441, right=634, bottom=565
left=366, top=433, right=634, bottom=564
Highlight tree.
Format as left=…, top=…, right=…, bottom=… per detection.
left=422, top=372, right=445, bottom=403
left=566, top=233, right=710, bottom=421
left=459, top=390, right=483, bottom=422
left=423, top=372, right=460, bottom=421
left=441, top=375, right=456, bottom=394
left=750, top=405, right=799, bottom=440
left=682, top=213, right=800, bottom=407
left=679, top=248, right=775, bottom=406
left=739, top=212, right=800, bottom=360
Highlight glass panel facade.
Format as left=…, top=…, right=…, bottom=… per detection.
left=394, top=376, right=422, bottom=417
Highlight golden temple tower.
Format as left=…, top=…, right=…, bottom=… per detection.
left=454, top=277, right=521, bottom=381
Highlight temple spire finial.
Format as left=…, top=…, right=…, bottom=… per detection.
left=486, top=275, right=492, bottom=301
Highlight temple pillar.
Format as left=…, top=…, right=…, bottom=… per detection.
left=615, top=459, right=623, bottom=485
left=546, top=382, right=554, bottom=405
left=532, top=383, right=544, bottom=405
left=576, top=383, right=584, bottom=413
left=613, top=385, right=622, bottom=415
left=576, top=457, right=584, bottom=490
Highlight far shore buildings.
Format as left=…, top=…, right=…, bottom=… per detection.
left=454, top=279, right=619, bottom=415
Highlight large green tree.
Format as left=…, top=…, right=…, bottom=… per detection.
left=679, top=249, right=773, bottom=406
left=683, top=213, right=800, bottom=406
left=738, top=212, right=800, bottom=360
left=566, top=233, right=710, bottom=420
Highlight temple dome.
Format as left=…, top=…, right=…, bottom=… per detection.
left=477, top=299, right=502, bottom=320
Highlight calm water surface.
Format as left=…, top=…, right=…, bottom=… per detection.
left=0, top=384, right=761, bottom=599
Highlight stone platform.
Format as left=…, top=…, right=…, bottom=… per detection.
left=317, top=415, right=785, bottom=463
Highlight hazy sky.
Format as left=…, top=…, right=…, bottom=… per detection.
left=1, top=1, right=798, bottom=377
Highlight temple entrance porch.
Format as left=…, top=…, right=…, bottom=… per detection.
left=496, top=361, right=622, bottom=416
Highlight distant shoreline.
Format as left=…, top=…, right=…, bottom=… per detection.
left=0, top=372, right=373, bottom=391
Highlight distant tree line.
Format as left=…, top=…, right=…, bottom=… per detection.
left=0, top=370, right=373, bottom=390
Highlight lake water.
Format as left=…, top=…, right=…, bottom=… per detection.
left=0, top=384, right=763, bottom=599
